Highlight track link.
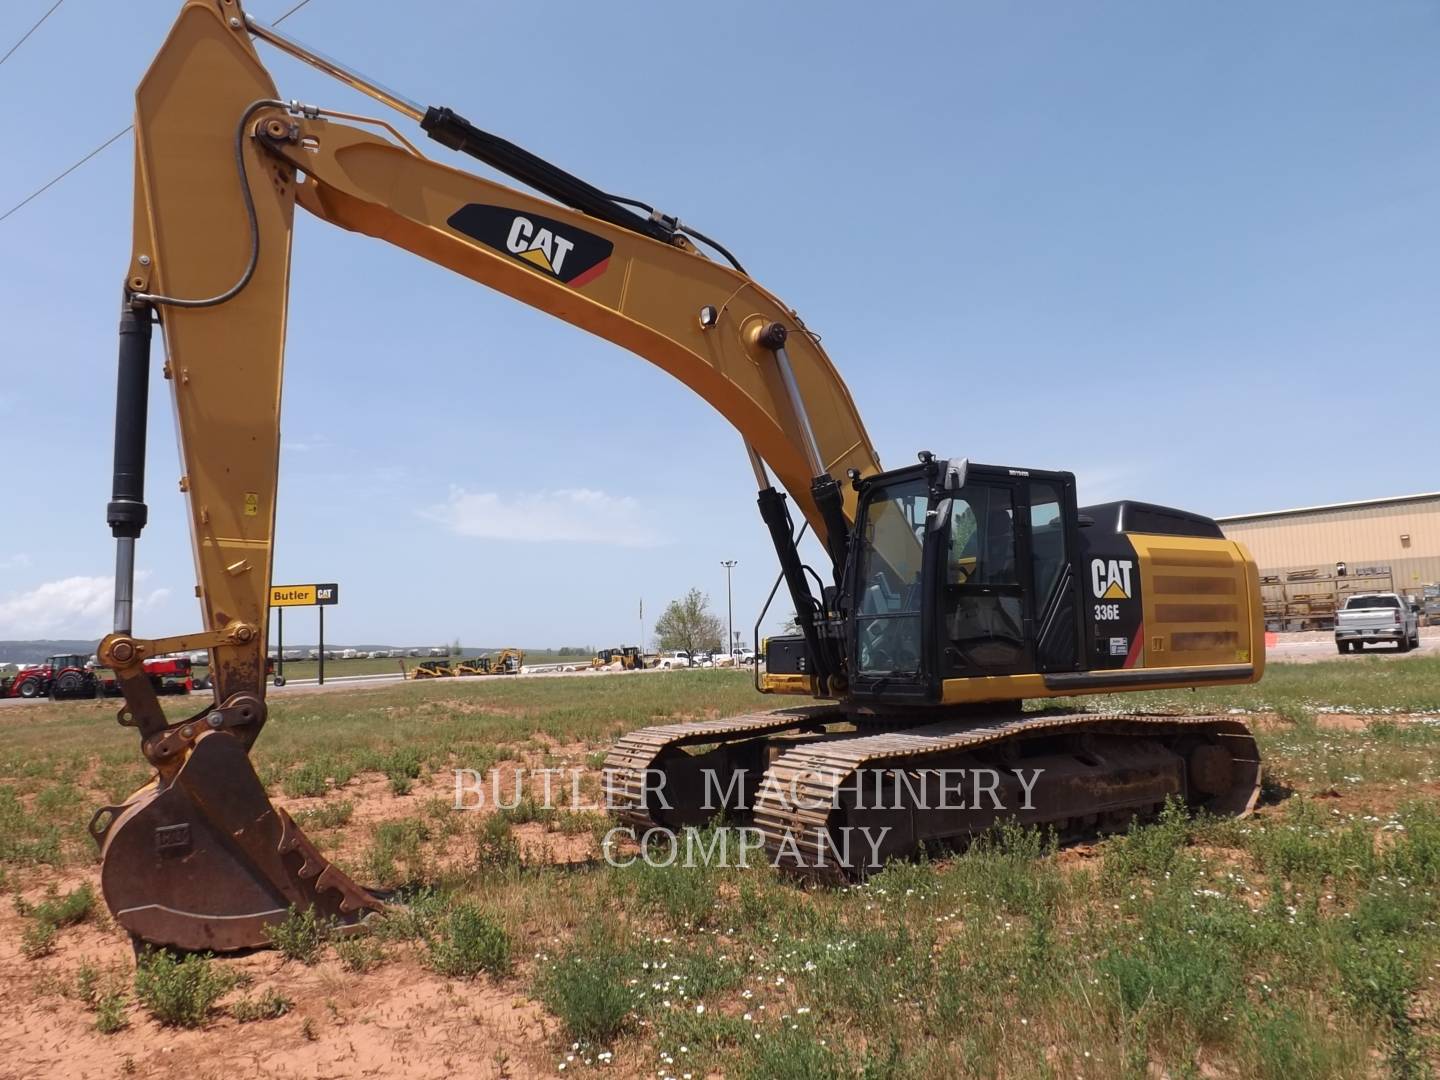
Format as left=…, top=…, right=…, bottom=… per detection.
left=603, top=706, right=841, bottom=829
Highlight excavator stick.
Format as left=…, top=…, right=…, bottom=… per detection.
left=93, top=1, right=383, bottom=951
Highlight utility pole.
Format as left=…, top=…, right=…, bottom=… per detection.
left=721, top=560, right=737, bottom=658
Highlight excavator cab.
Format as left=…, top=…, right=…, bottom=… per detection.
left=844, top=459, right=1083, bottom=704
left=767, top=453, right=1259, bottom=710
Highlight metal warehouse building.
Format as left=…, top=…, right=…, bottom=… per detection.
left=1217, top=492, right=1440, bottom=628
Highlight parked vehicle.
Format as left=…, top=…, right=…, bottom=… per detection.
left=455, top=648, right=524, bottom=676
left=592, top=646, right=644, bottom=670
left=1, top=654, right=100, bottom=699
left=1, top=654, right=193, bottom=699
left=1422, top=584, right=1440, bottom=627
left=1335, top=593, right=1421, bottom=653
left=656, top=650, right=692, bottom=670
left=406, top=659, right=454, bottom=679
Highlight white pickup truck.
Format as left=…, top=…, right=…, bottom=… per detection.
left=1334, top=593, right=1420, bottom=654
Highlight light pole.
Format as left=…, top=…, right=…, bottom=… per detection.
left=721, top=560, right=737, bottom=658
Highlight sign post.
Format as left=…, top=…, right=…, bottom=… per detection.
left=269, top=583, right=340, bottom=686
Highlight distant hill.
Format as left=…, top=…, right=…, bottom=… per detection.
left=0, top=640, right=103, bottom=665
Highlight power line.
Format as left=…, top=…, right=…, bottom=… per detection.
left=0, top=124, right=128, bottom=224
left=274, top=0, right=317, bottom=22
left=0, top=0, right=64, bottom=69
left=0, top=1, right=318, bottom=225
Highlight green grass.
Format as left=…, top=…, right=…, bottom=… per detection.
left=7, top=662, right=1440, bottom=1074
left=263, top=906, right=333, bottom=964
left=229, top=988, right=293, bottom=1023
left=17, top=883, right=94, bottom=958
left=133, top=950, right=236, bottom=1028
left=1073, top=654, right=1440, bottom=721
left=426, top=902, right=511, bottom=978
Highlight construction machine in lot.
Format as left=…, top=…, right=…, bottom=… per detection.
left=456, top=648, right=524, bottom=676
left=405, top=659, right=454, bottom=680
left=93, top=0, right=1263, bottom=951
left=593, top=647, right=645, bottom=670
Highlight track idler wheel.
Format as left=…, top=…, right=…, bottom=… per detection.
left=90, top=730, right=382, bottom=952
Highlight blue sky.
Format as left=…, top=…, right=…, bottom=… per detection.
left=1, top=0, right=1436, bottom=648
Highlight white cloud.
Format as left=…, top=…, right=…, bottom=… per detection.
left=0, top=575, right=170, bottom=639
left=282, top=433, right=332, bottom=454
left=0, top=553, right=31, bottom=571
left=425, top=487, right=668, bottom=548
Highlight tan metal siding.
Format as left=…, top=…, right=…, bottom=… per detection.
left=1220, top=497, right=1440, bottom=593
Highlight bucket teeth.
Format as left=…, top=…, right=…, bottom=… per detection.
left=95, top=730, right=382, bottom=952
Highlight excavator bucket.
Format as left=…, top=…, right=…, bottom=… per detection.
left=90, top=731, right=382, bottom=952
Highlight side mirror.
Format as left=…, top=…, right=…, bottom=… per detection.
left=927, top=498, right=952, bottom=534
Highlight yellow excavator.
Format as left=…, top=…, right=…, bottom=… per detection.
left=93, top=0, right=1264, bottom=951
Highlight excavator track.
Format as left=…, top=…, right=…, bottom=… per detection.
left=604, top=706, right=844, bottom=830
left=606, top=709, right=1260, bottom=881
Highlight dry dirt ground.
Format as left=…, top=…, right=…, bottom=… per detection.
left=2, top=705, right=1436, bottom=1079
left=0, top=761, right=572, bottom=1080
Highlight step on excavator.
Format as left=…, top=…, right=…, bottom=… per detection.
left=94, top=0, right=1264, bottom=951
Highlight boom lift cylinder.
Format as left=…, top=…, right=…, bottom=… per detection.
left=107, top=300, right=153, bottom=634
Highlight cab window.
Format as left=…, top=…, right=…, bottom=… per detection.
left=853, top=478, right=927, bottom=675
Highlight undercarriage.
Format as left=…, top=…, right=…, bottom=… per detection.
left=605, top=707, right=1260, bottom=880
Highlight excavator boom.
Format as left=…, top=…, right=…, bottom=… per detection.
left=97, top=0, right=880, bottom=949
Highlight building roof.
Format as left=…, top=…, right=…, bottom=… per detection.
left=1218, top=491, right=1440, bottom=526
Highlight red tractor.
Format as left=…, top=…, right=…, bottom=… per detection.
left=2, top=654, right=101, bottom=700
left=1, top=653, right=194, bottom=700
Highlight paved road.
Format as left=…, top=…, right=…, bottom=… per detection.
left=1266, top=631, right=1439, bottom=664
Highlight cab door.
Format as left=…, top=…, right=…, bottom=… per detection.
left=939, top=479, right=1031, bottom=677
left=1026, top=476, right=1084, bottom=673
left=938, top=472, right=1082, bottom=678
